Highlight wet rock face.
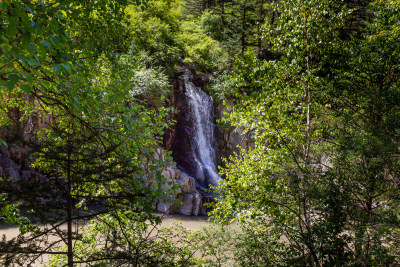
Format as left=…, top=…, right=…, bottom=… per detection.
left=165, top=73, right=252, bottom=176
left=166, top=75, right=198, bottom=178
left=161, top=72, right=254, bottom=215
left=167, top=72, right=219, bottom=190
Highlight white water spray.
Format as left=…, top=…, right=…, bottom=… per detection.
left=183, top=71, right=219, bottom=189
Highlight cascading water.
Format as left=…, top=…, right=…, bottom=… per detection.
left=183, top=71, right=219, bottom=190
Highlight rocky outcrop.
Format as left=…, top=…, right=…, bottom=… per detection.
left=215, top=100, right=254, bottom=166
left=0, top=151, right=20, bottom=182
left=164, top=71, right=253, bottom=170
left=154, top=160, right=206, bottom=216
left=0, top=144, right=46, bottom=183
left=164, top=74, right=198, bottom=178
left=0, top=99, right=55, bottom=183
left=1, top=71, right=242, bottom=217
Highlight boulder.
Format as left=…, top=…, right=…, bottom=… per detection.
left=161, top=168, right=173, bottom=180
left=177, top=193, right=194, bottom=216
left=178, top=171, right=196, bottom=193
left=169, top=165, right=181, bottom=179
left=161, top=165, right=181, bottom=181
left=154, top=148, right=167, bottom=161
left=157, top=201, right=172, bottom=214
left=192, top=191, right=202, bottom=216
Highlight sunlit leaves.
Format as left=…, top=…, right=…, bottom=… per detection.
left=212, top=0, right=400, bottom=265
left=0, top=0, right=176, bottom=265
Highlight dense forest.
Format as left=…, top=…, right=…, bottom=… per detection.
left=1, top=0, right=400, bottom=266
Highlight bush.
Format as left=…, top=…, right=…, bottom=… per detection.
left=130, top=67, right=170, bottom=108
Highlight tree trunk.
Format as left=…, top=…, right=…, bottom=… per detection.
left=67, top=143, right=73, bottom=267
left=257, top=0, right=264, bottom=52
left=241, top=5, right=246, bottom=55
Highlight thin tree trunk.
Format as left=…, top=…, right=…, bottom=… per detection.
left=67, top=142, right=73, bottom=267
left=221, top=0, right=225, bottom=25
left=303, top=21, right=319, bottom=266
left=241, top=4, right=246, bottom=55
left=257, top=0, right=264, bottom=52
left=304, top=28, right=311, bottom=165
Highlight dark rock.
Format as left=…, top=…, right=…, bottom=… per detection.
left=167, top=73, right=199, bottom=181
left=0, top=152, right=20, bottom=182
left=214, top=101, right=255, bottom=167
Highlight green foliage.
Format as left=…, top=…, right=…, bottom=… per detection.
left=182, top=0, right=204, bottom=17
left=126, top=0, right=182, bottom=74
left=0, top=0, right=175, bottom=265
left=199, top=11, right=227, bottom=42
left=129, top=66, right=170, bottom=108
left=2, top=0, right=399, bottom=265
left=0, top=193, right=39, bottom=235
left=196, top=0, right=271, bottom=55
left=126, top=0, right=227, bottom=74
left=46, top=214, right=200, bottom=266
left=178, top=20, right=228, bottom=72
left=206, top=70, right=238, bottom=101
left=211, top=0, right=400, bottom=265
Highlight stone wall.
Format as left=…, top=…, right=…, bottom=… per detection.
left=0, top=98, right=54, bottom=183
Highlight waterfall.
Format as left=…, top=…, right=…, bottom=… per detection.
left=183, top=71, right=219, bottom=190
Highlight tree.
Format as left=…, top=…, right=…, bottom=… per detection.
left=211, top=0, right=400, bottom=265
left=126, top=0, right=226, bottom=74
left=196, top=0, right=272, bottom=55
left=45, top=213, right=203, bottom=266
left=0, top=0, right=175, bottom=266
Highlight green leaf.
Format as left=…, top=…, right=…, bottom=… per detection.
left=27, top=58, right=36, bottom=66
left=8, top=73, right=20, bottom=85
left=28, top=44, right=35, bottom=52
left=20, top=84, right=32, bottom=94
left=26, top=6, right=33, bottom=14
left=63, top=63, right=71, bottom=73
left=1, top=44, right=11, bottom=52
left=42, top=40, right=51, bottom=50
left=51, top=36, right=61, bottom=47
left=21, top=70, right=33, bottom=83
left=5, top=81, right=16, bottom=90
left=0, top=2, right=9, bottom=9
left=31, top=22, right=41, bottom=30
